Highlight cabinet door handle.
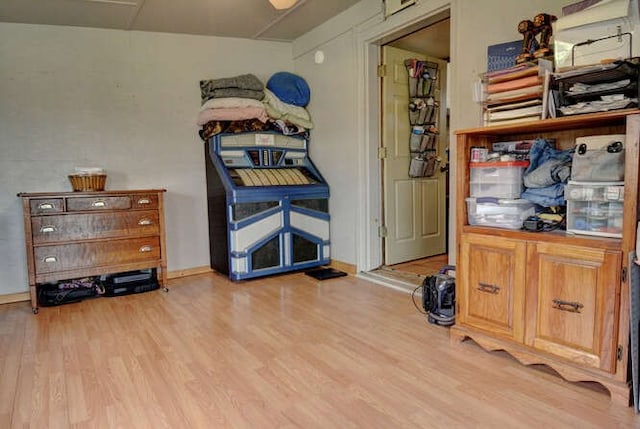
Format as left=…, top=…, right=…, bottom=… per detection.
left=139, top=245, right=153, bottom=253
left=43, top=256, right=57, bottom=263
left=40, top=225, right=57, bottom=233
left=477, top=282, right=500, bottom=294
left=138, top=218, right=153, bottom=226
left=38, top=203, right=54, bottom=210
left=552, top=299, right=584, bottom=313
left=137, top=198, right=151, bottom=205
left=91, top=200, right=106, bottom=208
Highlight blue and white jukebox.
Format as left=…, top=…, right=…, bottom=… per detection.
left=204, top=132, right=330, bottom=280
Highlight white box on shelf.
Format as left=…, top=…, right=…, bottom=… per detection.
left=553, top=0, right=640, bottom=70
left=565, top=181, right=624, bottom=238
left=466, top=197, right=535, bottom=230
left=469, top=161, right=529, bottom=198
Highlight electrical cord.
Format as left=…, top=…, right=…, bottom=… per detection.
left=411, top=283, right=428, bottom=315
left=540, top=217, right=566, bottom=232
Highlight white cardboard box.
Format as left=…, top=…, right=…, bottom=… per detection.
left=554, top=0, right=640, bottom=70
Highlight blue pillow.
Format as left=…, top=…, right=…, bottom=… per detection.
left=267, top=72, right=310, bottom=107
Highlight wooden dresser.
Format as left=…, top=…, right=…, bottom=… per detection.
left=18, top=189, right=167, bottom=313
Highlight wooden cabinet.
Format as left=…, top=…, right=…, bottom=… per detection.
left=18, top=189, right=167, bottom=313
left=452, top=110, right=640, bottom=405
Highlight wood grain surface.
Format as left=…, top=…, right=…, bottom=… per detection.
left=1, top=271, right=637, bottom=428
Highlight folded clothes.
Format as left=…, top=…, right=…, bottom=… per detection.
left=521, top=138, right=574, bottom=206
left=200, top=73, right=265, bottom=103
left=262, top=88, right=313, bottom=129
left=202, top=88, right=264, bottom=103
left=197, top=106, right=269, bottom=126
left=524, top=158, right=571, bottom=188
left=200, top=97, right=264, bottom=111
left=521, top=183, right=566, bottom=207
left=200, top=73, right=263, bottom=92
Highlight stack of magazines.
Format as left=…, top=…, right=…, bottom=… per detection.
left=483, top=62, right=548, bottom=126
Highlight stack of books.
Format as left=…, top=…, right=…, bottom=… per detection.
left=483, top=63, right=547, bottom=126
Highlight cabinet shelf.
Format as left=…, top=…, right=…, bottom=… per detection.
left=453, top=111, right=639, bottom=406
left=461, top=225, right=622, bottom=250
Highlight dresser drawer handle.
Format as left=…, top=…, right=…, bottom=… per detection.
left=38, top=203, right=54, bottom=210
left=137, top=198, right=151, bottom=205
left=43, top=256, right=57, bottom=263
left=552, top=299, right=584, bottom=313
left=91, top=200, right=106, bottom=208
left=477, top=282, right=500, bottom=294
left=138, top=218, right=153, bottom=226
left=139, top=245, right=153, bottom=253
left=40, top=225, right=57, bottom=233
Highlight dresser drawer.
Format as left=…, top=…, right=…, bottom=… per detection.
left=31, top=210, right=160, bottom=244
left=67, top=196, right=132, bottom=211
left=34, top=237, right=161, bottom=274
left=29, top=199, right=64, bottom=215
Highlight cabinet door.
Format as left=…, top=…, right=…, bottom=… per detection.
left=526, top=243, right=620, bottom=372
left=458, top=234, right=526, bottom=341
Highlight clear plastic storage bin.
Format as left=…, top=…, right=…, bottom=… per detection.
left=466, top=197, right=535, bottom=230
left=565, top=181, right=624, bottom=238
left=469, top=161, right=528, bottom=198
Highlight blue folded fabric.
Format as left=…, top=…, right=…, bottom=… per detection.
left=267, top=72, right=310, bottom=107
left=522, top=138, right=574, bottom=207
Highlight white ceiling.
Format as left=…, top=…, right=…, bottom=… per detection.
left=0, top=0, right=362, bottom=41
left=0, top=0, right=450, bottom=61
left=388, top=17, right=450, bottom=60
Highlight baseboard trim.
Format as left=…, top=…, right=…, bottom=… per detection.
left=1, top=263, right=350, bottom=302
left=0, top=292, right=30, bottom=305
left=329, top=260, right=356, bottom=275
left=167, top=266, right=213, bottom=280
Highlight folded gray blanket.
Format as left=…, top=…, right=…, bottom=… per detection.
left=202, top=88, right=264, bottom=103
left=200, top=74, right=264, bottom=102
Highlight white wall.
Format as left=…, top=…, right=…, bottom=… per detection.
left=0, top=0, right=569, bottom=296
left=294, top=31, right=360, bottom=269
left=0, top=23, right=293, bottom=295
left=293, top=0, right=563, bottom=270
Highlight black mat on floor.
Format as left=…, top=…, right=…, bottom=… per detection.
left=305, top=267, right=348, bottom=280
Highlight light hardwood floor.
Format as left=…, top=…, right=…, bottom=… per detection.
left=387, top=254, right=450, bottom=277
left=1, top=271, right=638, bottom=428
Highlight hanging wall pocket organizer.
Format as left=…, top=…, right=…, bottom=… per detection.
left=405, top=59, right=439, bottom=178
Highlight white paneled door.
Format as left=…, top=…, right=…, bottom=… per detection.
left=381, top=45, right=447, bottom=265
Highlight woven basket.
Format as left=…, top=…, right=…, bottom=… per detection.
left=68, top=174, right=107, bottom=192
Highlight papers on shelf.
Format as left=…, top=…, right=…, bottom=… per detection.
left=486, top=75, right=543, bottom=94
left=486, top=84, right=543, bottom=104
left=558, top=97, right=638, bottom=115
left=487, top=104, right=543, bottom=121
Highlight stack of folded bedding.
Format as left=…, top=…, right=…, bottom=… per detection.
left=262, top=71, right=313, bottom=135
left=197, top=71, right=315, bottom=141
left=198, top=74, right=272, bottom=140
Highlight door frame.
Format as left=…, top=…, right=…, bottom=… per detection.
left=380, top=46, right=448, bottom=265
left=355, top=3, right=453, bottom=273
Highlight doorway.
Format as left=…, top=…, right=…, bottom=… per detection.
left=368, top=15, right=451, bottom=289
